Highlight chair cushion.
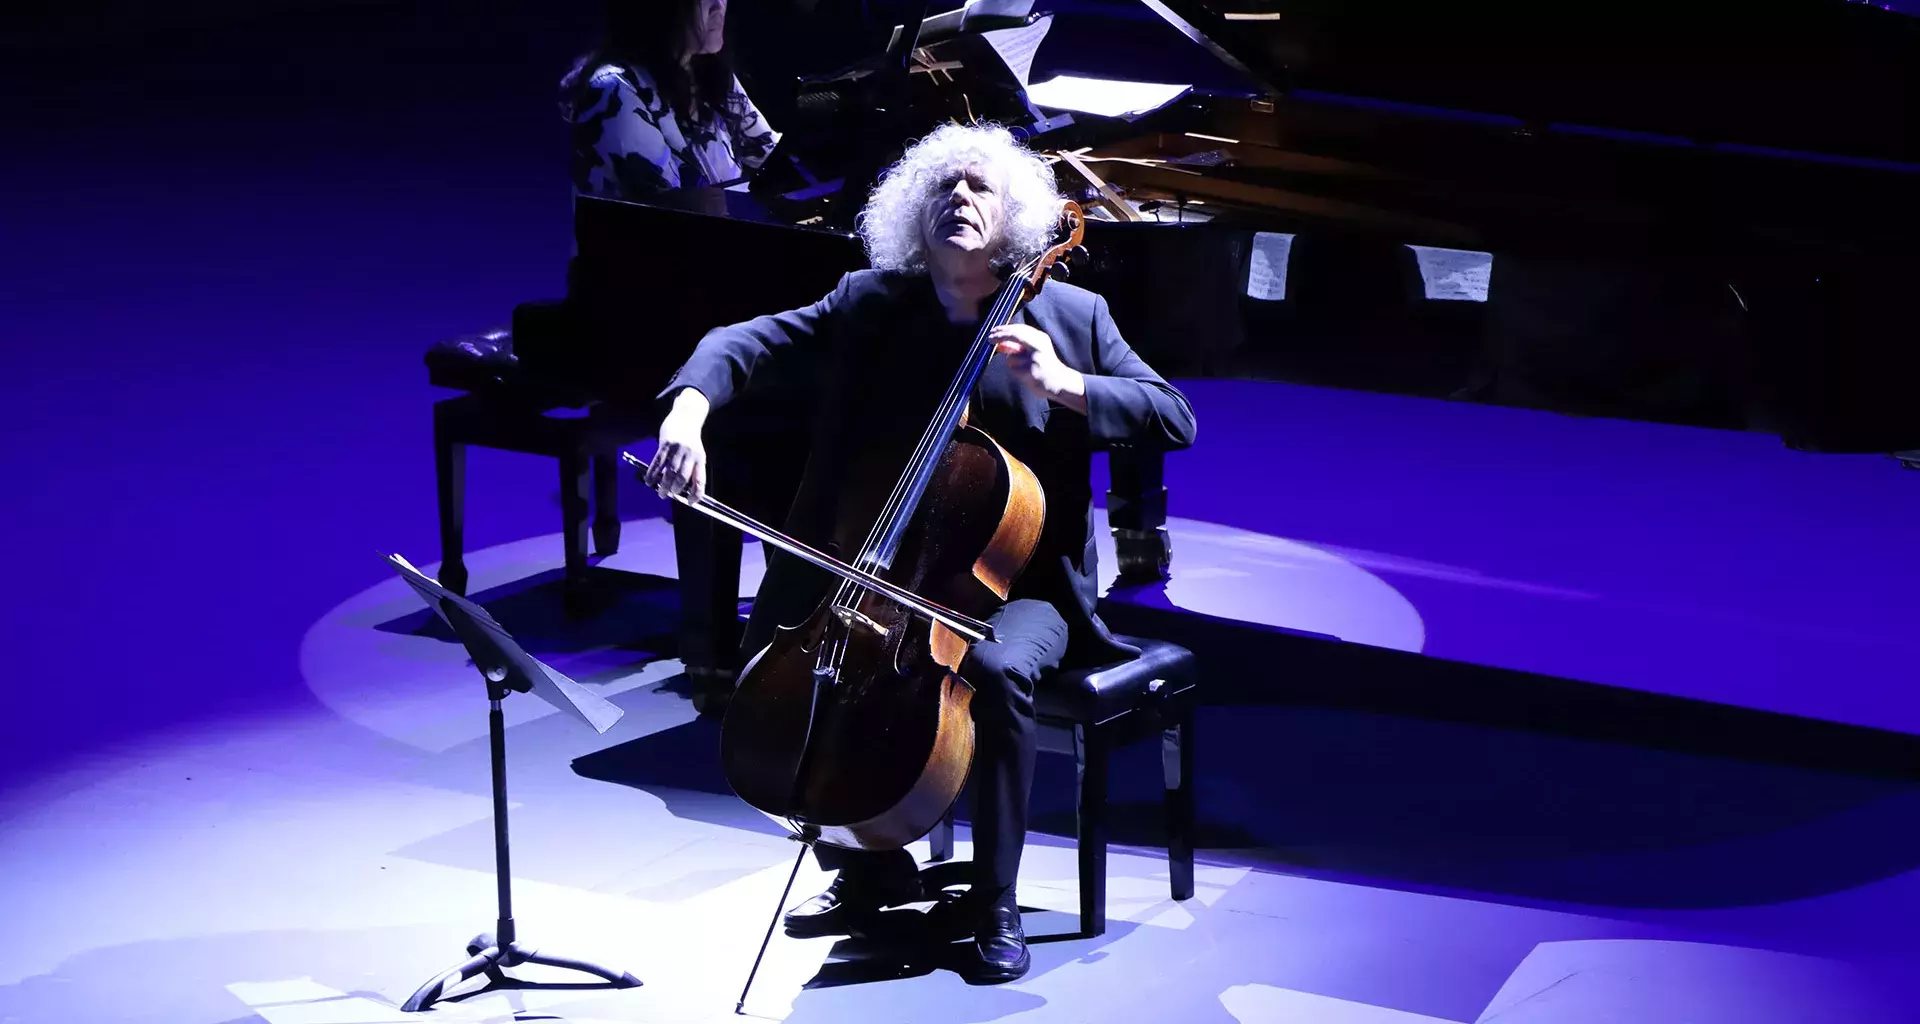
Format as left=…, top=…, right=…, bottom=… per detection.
left=1035, top=636, right=1197, bottom=725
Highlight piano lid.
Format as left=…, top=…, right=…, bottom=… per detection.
left=749, top=0, right=1054, bottom=223
left=1123, top=0, right=1920, bottom=166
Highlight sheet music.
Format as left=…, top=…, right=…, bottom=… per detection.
left=1246, top=232, right=1295, bottom=301
left=1026, top=75, right=1191, bottom=119
left=981, top=13, right=1051, bottom=89
left=383, top=551, right=624, bottom=734
left=1408, top=245, right=1494, bottom=301
left=389, top=551, right=430, bottom=581
left=538, top=662, right=625, bottom=734
left=387, top=552, right=459, bottom=629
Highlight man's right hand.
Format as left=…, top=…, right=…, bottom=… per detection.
left=647, top=388, right=711, bottom=500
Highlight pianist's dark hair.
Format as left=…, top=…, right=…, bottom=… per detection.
left=559, top=0, right=735, bottom=123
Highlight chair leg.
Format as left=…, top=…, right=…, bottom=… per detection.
left=560, top=452, right=591, bottom=611
left=929, top=805, right=955, bottom=863
left=591, top=453, right=620, bottom=555
left=1163, top=709, right=1195, bottom=902
left=1074, top=723, right=1110, bottom=938
left=434, top=427, right=468, bottom=596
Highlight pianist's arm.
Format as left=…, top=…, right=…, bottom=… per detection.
left=573, top=66, right=680, bottom=198
left=1082, top=294, right=1197, bottom=450
left=719, top=74, right=779, bottom=173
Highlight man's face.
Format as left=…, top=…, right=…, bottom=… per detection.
left=923, top=162, right=1007, bottom=265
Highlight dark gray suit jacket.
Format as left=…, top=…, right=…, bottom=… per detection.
left=661, top=269, right=1197, bottom=666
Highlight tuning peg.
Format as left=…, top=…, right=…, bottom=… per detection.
left=1071, top=245, right=1089, bottom=262
left=1051, top=262, right=1072, bottom=280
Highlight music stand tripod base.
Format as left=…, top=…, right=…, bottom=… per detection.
left=399, top=691, right=642, bottom=1013
left=383, top=553, right=640, bottom=1013
left=402, top=928, right=642, bottom=1013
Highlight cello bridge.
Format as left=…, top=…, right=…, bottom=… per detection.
left=830, top=604, right=891, bottom=640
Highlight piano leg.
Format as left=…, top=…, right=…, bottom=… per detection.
left=1108, top=448, right=1171, bottom=582
left=591, top=453, right=620, bottom=555
left=434, top=421, right=469, bottom=596
left=560, top=452, right=592, bottom=613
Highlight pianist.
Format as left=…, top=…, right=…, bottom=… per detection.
left=561, top=0, right=790, bottom=712
left=562, top=0, right=779, bottom=199
left=644, top=123, right=1196, bottom=982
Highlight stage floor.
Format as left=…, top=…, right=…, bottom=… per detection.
left=1123, top=380, right=1920, bottom=737
left=4, top=507, right=1916, bottom=1022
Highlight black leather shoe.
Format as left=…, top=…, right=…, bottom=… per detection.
left=970, top=887, right=1030, bottom=983
left=783, top=870, right=922, bottom=938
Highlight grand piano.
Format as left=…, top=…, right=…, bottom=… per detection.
left=511, top=0, right=1920, bottom=688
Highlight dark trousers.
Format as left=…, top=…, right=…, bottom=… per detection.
left=742, top=553, right=1067, bottom=894
left=676, top=426, right=804, bottom=677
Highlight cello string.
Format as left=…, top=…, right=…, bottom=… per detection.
left=819, top=268, right=1031, bottom=684
left=802, top=251, right=1052, bottom=829
left=853, top=270, right=1023, bottom=566
left=829, top=259, right=1035, bottom=643
left=822, top=273, right=1025, bottom=670
left=842, top=261, right=1032, bottom=578
left=826, top=273, right=1019, bottom=605
left=821, top=247, right=1049, bottom=680
left=818, top=274, right=1022, bottom=682
left=781, top=215, right=1076, bottom=838
left=826, top=205, right=1077, bottom=634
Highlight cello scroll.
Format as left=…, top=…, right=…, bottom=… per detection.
left=1015, top=201, right=1088, bottom=305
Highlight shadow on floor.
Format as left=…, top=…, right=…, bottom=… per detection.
left=576, top=699, right=1920, bottom=910
left=374, top=568, right=684, bottom=662
left=403, top=566, right=1920, bottom=912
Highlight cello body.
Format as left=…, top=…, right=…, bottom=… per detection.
left=719, top=423, right=1045, bottom=849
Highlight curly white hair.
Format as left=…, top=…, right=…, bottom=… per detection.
left=857, top=122, right=1064, bottom=274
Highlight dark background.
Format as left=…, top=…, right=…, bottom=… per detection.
left=4, top=0, right=605, bottom=787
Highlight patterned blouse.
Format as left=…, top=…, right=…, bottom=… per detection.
left=570, top=63, right=779, bottom=199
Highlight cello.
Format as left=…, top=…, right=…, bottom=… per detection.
left=627, top=202, right=1087, bottom=851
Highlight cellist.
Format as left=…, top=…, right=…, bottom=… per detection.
left=644, top=122, right=1196, bottom=983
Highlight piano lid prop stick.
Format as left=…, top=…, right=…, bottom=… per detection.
left=1054, top=148, right=1141, bottom=222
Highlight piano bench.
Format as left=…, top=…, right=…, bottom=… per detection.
left=431, top=369, right=652, bottom=610
left=426, top=324, right=517, bottom=393
left=927, top=636, right=1199, bottom=938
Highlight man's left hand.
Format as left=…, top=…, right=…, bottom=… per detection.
left=991, top=324, right=1088, bottom=414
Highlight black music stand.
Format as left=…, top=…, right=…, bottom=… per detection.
left=382, top=553, right=641, bottom=1013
